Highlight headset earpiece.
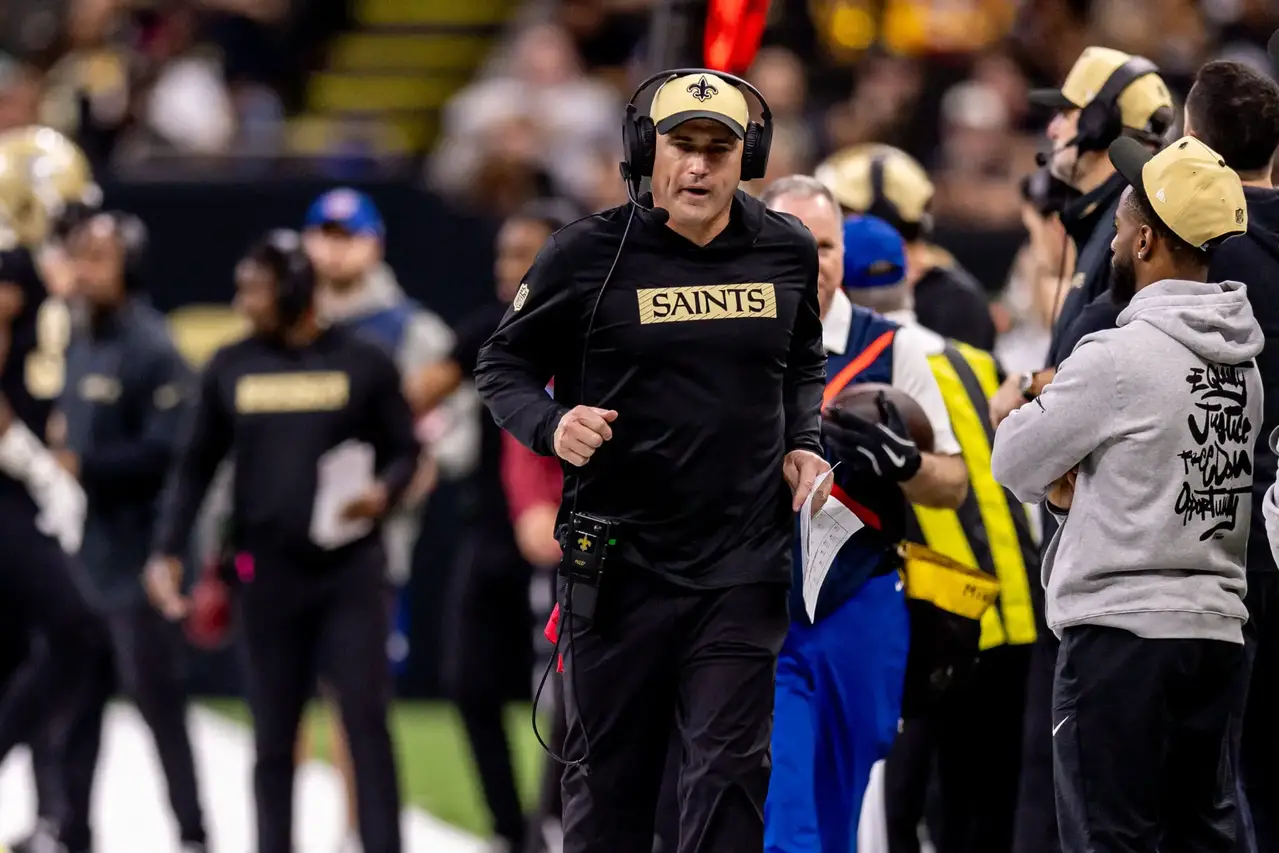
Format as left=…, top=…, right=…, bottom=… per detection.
left=1074, top=57, right=1159, bottom=153
left=115, top=213, right=148, bottom=292
left=632, top=114, right=657, bottom=179
left=741, top=119, right=771, bottom=181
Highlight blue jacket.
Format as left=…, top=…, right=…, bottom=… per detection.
left=61, top=300, right=193, bottom=601
left=793, top=305, right=908, bottom=624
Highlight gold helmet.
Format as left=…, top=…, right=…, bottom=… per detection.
left=0, top=126, right=100, bottom=249
left=814, top=144, right=935, bottom=239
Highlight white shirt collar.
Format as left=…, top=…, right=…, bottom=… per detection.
left=823, top=288, right=853, bottom=354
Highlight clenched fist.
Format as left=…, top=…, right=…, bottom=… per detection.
left=555, top=405, right=618, bottom=467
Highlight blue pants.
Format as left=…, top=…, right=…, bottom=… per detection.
left=765, top=572, right=910, bottom=853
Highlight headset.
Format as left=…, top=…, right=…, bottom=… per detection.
left=867, top=153, right=934, bottom=241
left=1075, top=56, right=1168, bottom=153
left=248, top=229, right=316, bottom=327
left=111, top=212, right=148, bottom=292
left=620, top=67, right=775, bottom=199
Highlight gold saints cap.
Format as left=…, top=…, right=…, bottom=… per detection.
left=1029, top=46, right=1173, bottom=136
left=1109, top=136, right=1248, bottom=249
left=814, top=144, right=934, bottom=224
left=649, top=73, right=750, bottom=139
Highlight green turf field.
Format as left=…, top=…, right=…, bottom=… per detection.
left=201, top=700, right=548, bottom=837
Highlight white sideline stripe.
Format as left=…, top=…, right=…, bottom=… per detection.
left=0, top=703, right=486, bottom=853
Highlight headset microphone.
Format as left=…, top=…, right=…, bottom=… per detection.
left=619, top=162, right=671, bottom=224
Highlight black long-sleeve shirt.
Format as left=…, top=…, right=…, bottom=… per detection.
left=474, top=190, right=826, bottom=588
left=153, top=326, right=420, bottom=563
left=62, top=300, right=193, bottom=601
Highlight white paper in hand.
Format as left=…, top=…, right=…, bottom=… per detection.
left=800, top=467, right=865, bottom=621
left=310, top=440, right=376, bottom=550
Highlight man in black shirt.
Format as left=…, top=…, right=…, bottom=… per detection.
left=475, top=69, right=830, bottom=853
left=991, top=46, right=1174, bottom=853
left=53, top=211, right=208, bottom=853
left=0, top=128, right=108, bottom=835
left=1184, top=58, right=1279, bottom=852
left=144, top=230, right=420, bottom=853
left=815, top=143, right=997, bottom=351
left=991, top=46, right=1174, bottom=424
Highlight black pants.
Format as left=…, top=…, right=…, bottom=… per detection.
left=238, top=547, right=402, bottom=853
left=0, top=597, right=63, bottom=827
left=1012, top=582, right=1061, bottom=853
left=1053, top=625, right=1248, bottom=853
left=524, top=675, right=568, bottom=853
left=884, top=642, right=1031, bottom=853
left=58, top=600, right=205, bottom=850
left=559, top=568, right=789, bottom=853
left=441, top=531, right=534, bottom=847
left=0, top=508, right=106, bottom=767
left=1241, top=572, right=1279, bottom=852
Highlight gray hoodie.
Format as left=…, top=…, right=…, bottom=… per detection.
left=991, top=279, right=1264, bottom=644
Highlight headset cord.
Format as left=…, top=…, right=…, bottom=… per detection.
left=1047, top=158, right=1083, bottom=344
left=530, top=202, right=638, bottom=770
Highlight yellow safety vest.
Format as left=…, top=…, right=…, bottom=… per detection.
left=908, top=340, right=1039, bottom=649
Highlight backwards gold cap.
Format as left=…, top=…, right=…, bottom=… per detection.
left=1030, top=47, right=1172, bottom=135
left=649, top=73, right=750, bottom=139
left=1109, top=136, right=1248, bottom=249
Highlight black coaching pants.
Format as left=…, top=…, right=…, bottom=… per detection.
left=58, top=599, right=205, bottom=850
left=559, top=567, right=789, bottom=853
left=884, top=642, right=1031, bottom=853
left=238, top=544, right=402, bottom=853
left=0, top=499, right=106, bottom=767
left=1053, top=624, right=1248, bottom=853
left=440, top=529, right=534, bottom=847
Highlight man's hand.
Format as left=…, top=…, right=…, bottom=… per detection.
left=554, top=406, right=618, bottom=467
left=991, top=373, right=1031, bottom=428
left=784, top=449, right=832, bottom=513
left=144, top=555, right=188, bottom=621
left=1047, top=467, right=1078, bottom=510
left=340, top=482, right=390, bottom=521
left=823, top=393, right=922, bottom=482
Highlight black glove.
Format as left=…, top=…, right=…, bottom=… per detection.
left=823, top=391, right=923, bottom=482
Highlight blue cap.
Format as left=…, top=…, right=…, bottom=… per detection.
left=304, top=188, right=384, bottom=237
left=843, top=214, right=906, bottom=289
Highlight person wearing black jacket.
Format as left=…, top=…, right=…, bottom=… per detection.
left=992, top=47, right=1174, bottom=419
left=815, top=143, right=997, bottom=351
left=144, top=230, right=420, bottom=853
left=989, top=47, right=1174, bottom=853
left=474, top=70, right=830, bottom=853
left=1184, top=58, right=1279, bottom=853
left=52, top=211, right=208, bottom=853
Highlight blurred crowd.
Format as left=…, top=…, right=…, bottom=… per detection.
left=0, top=0, right=347, bottom=171
left=428, top=0, right=1279, bottom=376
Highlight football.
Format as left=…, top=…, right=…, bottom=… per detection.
left=823, top=382, right=936, bottom=453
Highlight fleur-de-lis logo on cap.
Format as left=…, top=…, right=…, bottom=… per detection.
left=687, top=75, right=718, bottom=102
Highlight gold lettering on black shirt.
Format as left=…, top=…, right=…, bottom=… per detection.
left=235, top=371, right=350, bottom=413
left=636, top=283, right=777, bottom=324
